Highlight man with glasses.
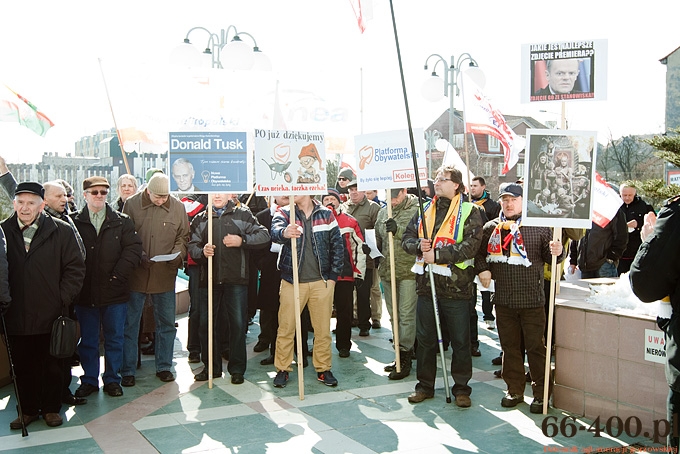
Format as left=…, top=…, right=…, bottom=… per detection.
left=121, top=173, right=189, bottom=385
left=335, top=168, right=355, bottom=202
left=402, top=165, right=484, bottom=407
left=71, top=177, right=142, bottom=398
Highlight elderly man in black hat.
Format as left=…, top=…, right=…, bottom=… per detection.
left=2, top=182, right=86, bottom=429
left=71, top=176, right=142, bottom=398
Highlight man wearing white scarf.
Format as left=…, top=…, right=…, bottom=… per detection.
left=475, top=182, right=563, bottom=414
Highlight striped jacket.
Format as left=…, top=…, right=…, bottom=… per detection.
left=329, top=206, right=366, bottom=282
left=271, top=199, right=343, bottom=284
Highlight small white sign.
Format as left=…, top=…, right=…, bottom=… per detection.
left=644, top=329, right=666, bottom=364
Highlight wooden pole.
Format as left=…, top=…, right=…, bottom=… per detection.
left=97, top=58, right=132, bottom=175
left=386, top=192, right=400, bottom=372
left=542, top=226, right=561, bottom=413
left=207, top=194, right=214, bottom=389
left=289, top=197, right=305, bottom=400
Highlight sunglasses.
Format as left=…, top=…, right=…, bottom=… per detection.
left=337, top=177, right=348, bottom=181
left=87, top=190, right=109, bottom=196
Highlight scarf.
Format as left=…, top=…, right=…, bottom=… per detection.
left=487, top=213, right=531, bottom=267
left=472, top=190, right=489, bottom=208
left=411, top=194, right=463, bottom=277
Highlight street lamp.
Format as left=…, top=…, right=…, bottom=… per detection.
left=421, top=53, right=485, bottom=145
left=421, top=53, right=485, bottom=181
left=169, top=25, right=271, bottom=71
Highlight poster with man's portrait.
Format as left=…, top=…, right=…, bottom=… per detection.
left=520, top=39, right=608, bottom=103
left=522, top=129, right=597, bottom=229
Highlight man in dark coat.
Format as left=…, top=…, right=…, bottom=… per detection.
left=618, top=184, right=655, bottom=274
left=2, top=182, right=85, bottom=430
left=188, top=193, right=269, bottom=384
left=71, top=176, right=142, bottom=398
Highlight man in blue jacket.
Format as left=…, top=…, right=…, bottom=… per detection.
left=270, top=195, right=343, bottom=388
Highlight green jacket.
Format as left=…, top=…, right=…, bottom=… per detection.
left=375, top=193, right=420, bottom=282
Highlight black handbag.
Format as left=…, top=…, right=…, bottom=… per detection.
left=50, top=313, right=77, bottom=359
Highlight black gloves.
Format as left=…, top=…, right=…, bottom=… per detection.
left=361, top=243, right=371, bottom=255
left=385, top=218, right=397, bottom=235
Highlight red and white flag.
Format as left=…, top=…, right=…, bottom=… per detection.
left=461, top=72, right=525, bottom=175
left=0, top=83, right=54, bottom=137
left=348, top=0, right=366, bottom=33
left=591, top=172, right=623, bottom=228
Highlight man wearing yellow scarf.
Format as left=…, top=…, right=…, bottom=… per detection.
left=402, top=165, right=484, bottom=408
left=475, top=182, right=563, bottom=414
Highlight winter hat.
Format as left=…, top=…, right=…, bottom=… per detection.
left=147, top=173, right=170, bottom=196
left=145, top=168, right=164, bottom=183
left=325, top=188, right=341, bottom=205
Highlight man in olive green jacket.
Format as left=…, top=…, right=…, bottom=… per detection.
left=375, top=188, right=420, bottom=379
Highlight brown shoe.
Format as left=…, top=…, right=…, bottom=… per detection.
left=43, top=413, right=63, bottom=427
left=455, top=394, right=471, bottom=408
left=407, top=391, right=433, bottom=404
left=10, top=414, right=39, bottom=430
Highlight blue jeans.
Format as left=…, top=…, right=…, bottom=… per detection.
left=186, top=265, right=202, bottom=356
left=415, top=295, right=473, bottom=397
left=122, top=291, right=177, bottom=376
left=200, top=284, right=248, bottom=376
left=581, top=260, right=619, bottom=279
left=76, top=303, right=127, bottom=386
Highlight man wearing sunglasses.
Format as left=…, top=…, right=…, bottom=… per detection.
left=71, top=176, right=142, bottom=398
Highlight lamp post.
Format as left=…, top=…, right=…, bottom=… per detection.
left=421, top=53, right=484, bottom=184
left=421, top=54, right=485, bottom=147
left=170, top=25, right=271, bottom=71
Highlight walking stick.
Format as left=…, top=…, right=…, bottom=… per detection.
left=1, top=313, right=28, bottom=436
left=388, top=0, right=451, bottom=403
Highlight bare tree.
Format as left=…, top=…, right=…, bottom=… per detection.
left=597, top=133, right=663, bottom=181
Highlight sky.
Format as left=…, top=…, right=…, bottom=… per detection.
left=1, top=0, right=678, bottom=165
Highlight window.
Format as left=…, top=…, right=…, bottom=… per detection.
left=488, top=136, right=500, bottom=152
left=516, top=163, right=525, bottom=181
left=497, top=162, right=505, bottom=176
left=483, top=161, right=492, bottom=176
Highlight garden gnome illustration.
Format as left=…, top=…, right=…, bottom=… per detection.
left=297, top=143, right=323, bottom=183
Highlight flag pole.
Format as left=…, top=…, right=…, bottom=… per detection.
left=97, top=58, right=132, bottom=175
left=388, top=0, right=451, bottom=403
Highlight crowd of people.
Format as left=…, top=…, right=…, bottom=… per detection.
left=0, top=156, right=664, bottom=435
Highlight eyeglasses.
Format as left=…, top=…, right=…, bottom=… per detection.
left=434, top=177, right=453, bottom=183
left=87, top=190, right=109, bottom=196
left=337, top=177, right=348, bottom=181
